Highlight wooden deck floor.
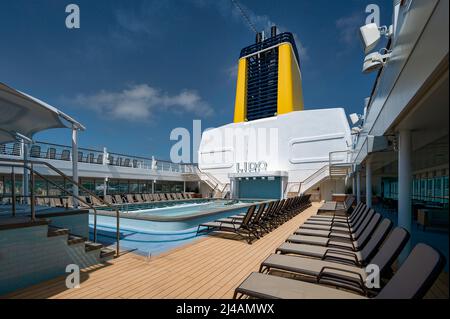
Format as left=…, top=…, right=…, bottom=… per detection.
left=4, top=203, right=448, bottom=299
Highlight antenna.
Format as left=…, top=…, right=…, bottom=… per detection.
left=230, top=0, right=258, bottom=35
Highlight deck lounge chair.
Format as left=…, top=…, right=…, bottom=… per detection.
left=153, top=194, right=161, bottom=201
left=61, top=149, right=70, bottom=161
left=295, top=208, right=375, bottom=241
left=104, top=195, right=114, bottom=205
left=260, top=226, right=409, bottom=294
left=197, top=205, right=258, bottom=244
left=90, top=195, right=105, bottom=206
left=218, top=203, right=267, bottom=231
left=114, top=195, right=124, bottom=204
left=30, top=145, right=41, bottom=158
left=62, top=196, right=74, bottom=208
left=317, top=195, right=355, bottom=216
left=300, top=204, right=369, bottom=231
left=234, top=243, right=444, bottom=299
left=49, top=197, right=63, bottom=207
left=305, top=202, right=364, bottom=226
left=287, top=213, right=383, bottom=251
left=126, top=194, right=136, bottom=203
left=36, top=197, right=48, bottom=206
left=276, top=215, right=389, bottom=267
left=135, top=194, right=144, bottom=203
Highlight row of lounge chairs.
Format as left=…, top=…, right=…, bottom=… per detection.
left=196, top=195, right=311, bottom=244
left=234, top=202, right=445, bottom=299
left=35, top=192, right=196, bottom=208
left=317, top=195, right=355, bottom=216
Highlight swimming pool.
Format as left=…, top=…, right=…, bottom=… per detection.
left=97, top=199, right=262, bottom=226
left=92, top=198, right=267, bottom=256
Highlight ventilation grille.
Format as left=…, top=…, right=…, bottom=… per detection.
left=246, top=48, right=279, bottom=121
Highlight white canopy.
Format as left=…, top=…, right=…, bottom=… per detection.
left=0, top=82, right=84, bottom=144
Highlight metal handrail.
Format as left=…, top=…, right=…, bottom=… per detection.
left=0, top=158, right=121, bottom=257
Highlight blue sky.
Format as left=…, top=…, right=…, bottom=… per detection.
left=1, top=0, right=393, bottom=161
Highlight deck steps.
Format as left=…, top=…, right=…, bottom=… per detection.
left=100, top=248, right=115, bottom=259
left=47, top=227, right=69, bottom=237
left=67, top=234, right=85, bottom=245
left=85, top=241, right=103, bottom=252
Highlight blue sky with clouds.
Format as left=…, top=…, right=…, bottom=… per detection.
left=1, top=0, right=393, bottom=161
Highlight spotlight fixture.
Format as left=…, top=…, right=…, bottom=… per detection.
left=349, top=113, right=363, bottom=125
left=362, top=50, right=392, bottom=74
left=359, top=23, right=393, bottom=54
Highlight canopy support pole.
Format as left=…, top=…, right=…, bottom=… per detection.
left=72, top=126, right=79, bottom=208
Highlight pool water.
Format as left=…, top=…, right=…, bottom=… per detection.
left=118, top=199, right=254, bottom=217
left=91, top=198, right=266, bottom=256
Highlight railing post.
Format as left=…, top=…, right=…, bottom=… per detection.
left=72, top=126, right=79, bottom=208
left=116, top=209, right=120, bottom=257
left=30, top=163, right=36, bottom=221
left=11, top=166, right=16, bottom=217
left=93, top=208, right=97, bottom=242
left=22, top=140, right=29, bottom=204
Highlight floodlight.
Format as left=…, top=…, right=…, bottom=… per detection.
left=359, top=23, right=393, bottom=54
left=349, top=113, right=362, bottom=125
left=362, top=51, right=391, bottom=74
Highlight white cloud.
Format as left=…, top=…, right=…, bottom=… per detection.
left=72, top=84, right=213, bottom=122
left=336, top=12, right=364, bottom=46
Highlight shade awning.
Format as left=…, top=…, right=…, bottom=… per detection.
left=0, top=82, right=84, bottom=144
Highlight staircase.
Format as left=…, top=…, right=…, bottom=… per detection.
left=298, top=165, right=330, bottom=194
left=190, top=167, right=230, bottom=198
left=296, top=150, right=353, bottom=195
left=0, top=220, right=115, bottom=295
left=48, top=226, right=115, bottom=260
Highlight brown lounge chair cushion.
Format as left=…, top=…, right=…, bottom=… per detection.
left=261, top=254, right=367, bottom=284
left=276, top=243, right=363, bottom=264
left=236, top=272, right=365, bottom=299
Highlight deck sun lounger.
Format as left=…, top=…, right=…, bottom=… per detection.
left=260, top=226, right=409, bottom=294
left=49, top=197, right=63, bottom=207
left=62, top=196, right=74, bottom=208
left=287, top=213, right=384, bottom=251
left=300, top=204, right=368, bottom=231
left=90, top=195, right=105, bottom=206
left=78, top=196, right=91, bottom=208
left=295, top=208, right=374, bottom=241
left=104, top=195, right=114, bottom=205
left=234, top=243, right=444, bottom=299
left=114, top=195, right=124, bottom=204
left=126, top=194, right=136, bottom=203
left=36, top=197, right=48, bottom=206
left=276, top=215, right=390, bottom=266
left=317, top=196, right=355, bottom=216
left=218, top=203, right=267, bottom=230
left=307, top=202, right=364, bottom=227
left=135, top=194, right=144, bottom=203
left=197, top=205, right=259, bottom=244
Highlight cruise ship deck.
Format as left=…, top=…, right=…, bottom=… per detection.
left=3, top=203, right=448, bottom=299
left=1, top=0, right=449, bottom=301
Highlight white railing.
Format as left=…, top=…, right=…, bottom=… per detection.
left=0, top=141, right=197, bottom=174
left=299, top=165, right=330, bottom=194
left=194, top=167, right=231, bottom=198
